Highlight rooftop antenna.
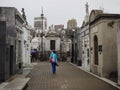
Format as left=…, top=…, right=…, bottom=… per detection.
left=41, top=7, right=44, bottom=17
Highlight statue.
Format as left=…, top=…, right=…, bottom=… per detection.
left=21, top=8, right=28, bottom=24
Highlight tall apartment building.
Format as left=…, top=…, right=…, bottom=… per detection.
left=67, top=18, right=77, bottom=30
left=34, top=9, right=47, bottom=33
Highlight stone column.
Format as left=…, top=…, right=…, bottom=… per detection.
left=117, top=21, right=120, bottom=85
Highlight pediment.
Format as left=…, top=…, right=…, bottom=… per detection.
left=89, top=9, right=103, bottom=23
left=49, top=30, right=57, bottom=34
left=46, top=29, right=59, bottom=37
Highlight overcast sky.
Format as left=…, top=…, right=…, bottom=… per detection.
left=0, top=0, right=120, bottom=28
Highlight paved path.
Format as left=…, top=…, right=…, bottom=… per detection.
left=26, top=62, right=119, bottom=90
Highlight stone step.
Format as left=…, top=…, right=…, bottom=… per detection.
left=0, top=82, right=9, bottom=90
left=2, top=77, right=30, bottom=90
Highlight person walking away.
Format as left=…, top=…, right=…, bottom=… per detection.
left=49, top=51, right=58, bottom=74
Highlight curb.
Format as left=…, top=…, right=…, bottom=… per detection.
left=69, top=62, right=120, bottom=90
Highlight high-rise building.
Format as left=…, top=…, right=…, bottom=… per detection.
left=34, top=9, right=47, bottom=33
left=67, top=18, right=77, bottom=30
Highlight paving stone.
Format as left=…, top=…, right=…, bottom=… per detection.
left=26, top=62, right=119, bottom=90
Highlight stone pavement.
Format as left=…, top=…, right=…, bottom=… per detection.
left=0, top=63, right=37, bottom=90
left=26, top=62, right=119, bottom=90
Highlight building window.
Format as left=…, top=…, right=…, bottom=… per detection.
left=50, top=40, right=55, bottom=50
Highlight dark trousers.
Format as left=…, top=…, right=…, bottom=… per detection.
left=51, top=62, right=56, bottom=74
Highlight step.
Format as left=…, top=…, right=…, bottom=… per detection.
left=0, top=82, right=9, bottom=90
left=3, top=77, right=30, bottom=90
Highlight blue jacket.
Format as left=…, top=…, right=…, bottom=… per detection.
left=50, top=52, right=57, bottom=62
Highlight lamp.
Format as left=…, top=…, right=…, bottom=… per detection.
left=40, top=8, right=44, bottom=60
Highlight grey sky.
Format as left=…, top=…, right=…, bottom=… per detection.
left=0, top=0, right=120, bottom=28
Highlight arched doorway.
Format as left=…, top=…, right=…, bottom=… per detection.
left=94, top=35, right=98, bottom=65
